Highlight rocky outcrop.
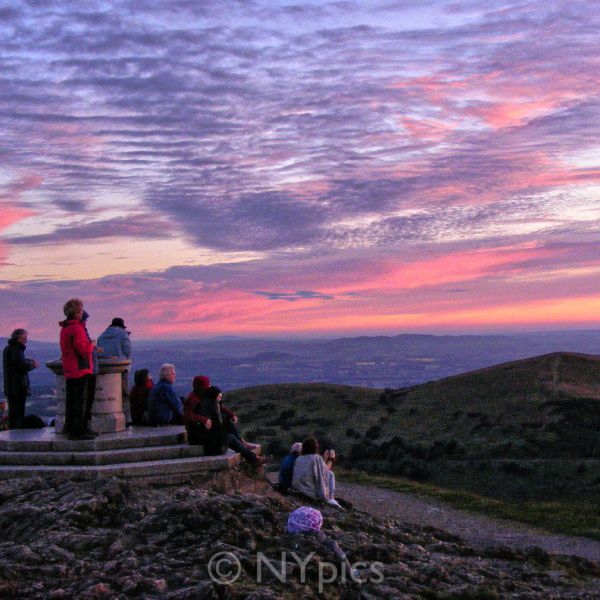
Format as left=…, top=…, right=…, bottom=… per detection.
left=0, top=473, right=598, bottom=599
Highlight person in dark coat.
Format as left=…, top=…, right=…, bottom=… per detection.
left=129, top=368, right=153, bottom=425
left=185, top=384, right=266, bottom=465
left=2, top=329, right=38, bottom=429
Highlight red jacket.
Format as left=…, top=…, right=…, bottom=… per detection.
left=60, top=318, right=94, bottom=379
left=183, top=392, right=236, bottom=428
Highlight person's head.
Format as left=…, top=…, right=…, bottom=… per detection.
left=63, top=298, right=84, bottom=320
left=290, top=442, right=302, bottom=455
left=192, top=375, right=210, bottom=395
left=134, top=368, right=152, bottom=387
left=205, top=385, right=222, bottom=401
left=159, top=363, right=176, bottom=383
left=110, top=317, right=126, bottom=329
left=10, top=328, right=28, bottom=346
left=287, top=506, right=323, bottom=534
left=302, top=437, right=319, bottom=455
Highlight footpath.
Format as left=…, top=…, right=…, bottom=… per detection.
left=336, top=481, right=600, bottom=562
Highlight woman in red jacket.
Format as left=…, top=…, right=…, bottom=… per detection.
left=59, top=298, right=96, bottom=440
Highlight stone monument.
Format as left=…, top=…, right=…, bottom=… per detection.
left=46, top=357, right=131, bottom=433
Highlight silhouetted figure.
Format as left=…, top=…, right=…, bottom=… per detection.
left=129, top=368, right=153, bottom=425
left=2, top=328, right=38, bottom=429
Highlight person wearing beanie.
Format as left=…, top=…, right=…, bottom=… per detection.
left=286, top=507, right=354, bottom=576
left=97, top=317, right=132, bottom=422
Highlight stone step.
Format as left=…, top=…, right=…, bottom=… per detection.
left=0, top=443, right=210, bottom=466
left=0, top=426, right=186, bottom=452
left=0, top=451, right=241, bottom=480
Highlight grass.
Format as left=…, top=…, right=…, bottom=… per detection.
left=336, top=468, right=600, bottom=541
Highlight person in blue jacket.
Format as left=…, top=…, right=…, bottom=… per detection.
left=97, top=317, right=131, bottom=358
left=147, top=363, right=183, bottom=425
left=278, top=442, right=302, bottom=493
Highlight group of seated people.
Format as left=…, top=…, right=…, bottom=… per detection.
left=128, top=364, right=266, bottom=465
left=129, top=363, right=341, bottom=504
left=277, top=438, right=341, bottom=507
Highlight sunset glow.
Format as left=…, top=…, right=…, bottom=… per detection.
left=0, top=1, right=599, bottom=340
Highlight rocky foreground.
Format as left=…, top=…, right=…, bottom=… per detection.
left=0, top=472, right=599, bottom=599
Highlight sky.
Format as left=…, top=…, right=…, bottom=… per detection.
left=1, top=0, right=599, bottom=341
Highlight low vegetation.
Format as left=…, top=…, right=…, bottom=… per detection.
left=227, top=352, right=600, bottom=539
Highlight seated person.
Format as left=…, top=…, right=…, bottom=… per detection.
left=147, top=363, right=183, bottom=425
left=183, top=375, right=211, bottom=440
left=286, top=506, right=354, bottom=576
left=277, top=442, right=302, bottom=493
left=292, top=437, right=340, bottom=507
left=129, top=368, right=153, bottom=426
left=185, top=384, right=265, bottom=465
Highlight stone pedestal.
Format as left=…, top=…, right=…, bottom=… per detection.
left=46, top=358, right=131, bottom=434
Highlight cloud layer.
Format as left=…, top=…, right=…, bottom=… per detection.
left=0, top=1, right=599, bottom=338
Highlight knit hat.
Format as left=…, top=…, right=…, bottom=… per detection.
left=193, top=375, right=210, bottom=394
left=287, top=506, right=323, bottom=533
left=111, top=317, right=126, bottom=329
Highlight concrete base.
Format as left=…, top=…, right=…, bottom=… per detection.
left=0, top=426, right=259, bottom=480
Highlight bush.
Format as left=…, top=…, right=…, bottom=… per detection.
left=266, top=439, right=288, bottom=457
left=499, top=461, right=535, bottom=477
left=365, top=425, right=382, bottom=440
left=345, top=427, right=361, bottom=439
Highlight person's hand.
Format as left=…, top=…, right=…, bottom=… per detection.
left=32, top=359, right=39, bottom=369
left=231, top=415, right=238, bottom=424
left=204, top=418, right=212, bottom=430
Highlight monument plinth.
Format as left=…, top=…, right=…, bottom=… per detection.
left=46, top=358, right=130, bottom=434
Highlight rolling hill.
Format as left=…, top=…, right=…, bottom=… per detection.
left=226, top=352, right=600, bottom=503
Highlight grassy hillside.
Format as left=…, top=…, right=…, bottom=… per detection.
left=226, top=353, right=600, bottom=521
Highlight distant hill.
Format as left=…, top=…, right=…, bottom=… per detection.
left=227, top=352, right=600, bottom=503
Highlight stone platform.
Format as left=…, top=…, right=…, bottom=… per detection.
left=0, top=426, right=244, bottom=480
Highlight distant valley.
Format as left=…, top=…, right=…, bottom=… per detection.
left=1, top=330, right=599, bottom=420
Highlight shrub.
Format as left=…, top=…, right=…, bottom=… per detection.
left=266, top=439, right=288, bottom=457
left=345, top=427, right=361, bottom=439
left=365, top=425, right=382, bottom=440
left=499, top=461, right=535, bottom=477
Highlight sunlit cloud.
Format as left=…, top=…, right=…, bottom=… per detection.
left=0, top=1, right=599, bottom=338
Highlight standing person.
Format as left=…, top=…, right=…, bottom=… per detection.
left=59, top=298, right=96, bottom=440
left=292, top=437, right=341, bottom=507
left=147, top=363, right=183, bottom=425
left=2, top=329, right=38, bottom=429
left=81, top=311, right=99, bottom=436
left=129, top=368, right=153, bottom=426
left=97, top=317, right=132, bottom=423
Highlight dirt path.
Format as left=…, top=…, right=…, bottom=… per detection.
left=334, top=481, right=600, bottom=562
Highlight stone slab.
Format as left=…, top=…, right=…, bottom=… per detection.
left=0, top=451, right=241, bottom=480
left=0, top=426, right=186, bottom=452
left=0, top=443, right=209, bottom=466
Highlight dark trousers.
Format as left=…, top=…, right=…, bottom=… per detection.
left=7, top=393, right=26, bottom=429
left=84, top=375, right=97, bottom=424
left=190, top=416, right=257, bottom=464
left=65, top=375, right=93, bottom=435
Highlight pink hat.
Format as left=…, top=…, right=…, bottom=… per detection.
left=287, top=506, right=323, bottom=533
